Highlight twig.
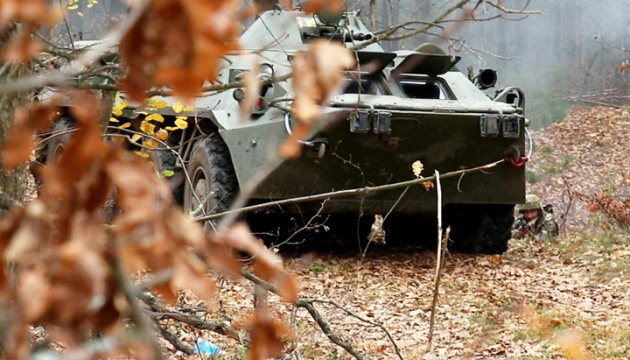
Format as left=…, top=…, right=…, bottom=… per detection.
left=484, top=0, right=542, bottom=14
left=295, top=300, right=368, bottom=360
left=242, top=271, right=397, bottom=360
left=271, top=199, right=329, bottom=250
left=0, top=0, right=152, bottom=95
left=152, top=319, right=194, bottom=355
left=197, top=159, right=505, bottom=222
left=428, top=170, right=447, bottom=352
left=427, top=227, right=450, bottom=352
left=309, top=299, right=403, bottom=360
left=57, top=0, right=75, bottom=49
left=110, top=257, right=164, bottom=360
left=138, top=292, right=246, bottom=344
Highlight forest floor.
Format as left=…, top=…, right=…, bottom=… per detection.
left=158, top=106, right=630, bottom=360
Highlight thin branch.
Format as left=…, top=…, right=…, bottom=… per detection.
left=138, top=292, right=246, bottom=344
left=152, top=319, right=195, bottom=355
left=484, top=0, right=542, bottom=15
left=308, top=299, right=403, bottom=360
left=295, top=300, right=368, bottom=360
left=242, top=271, right=398, bottom=360
left=110, top=257, right=164, bottom=360
left=0, top=0, right=152, bottom=95
left=57, top=0, right=75, bottom=50
left=197, top=159, right=506, bottom=222
left=427, top=170, right=446, bottom=351
left=427, top=227, right=449, bottom=352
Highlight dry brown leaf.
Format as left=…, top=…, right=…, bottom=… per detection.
left=2, top=32, right=43, bottom=64
left=1, top=99, right=60, bottom=169
left=275, top=271, right=299, bottom=303
left=221, top=223, right=283, bottom=279
left=171, top=253, right=217, bottom=302
left=282, top=40, right=354, bottom=158
left=558, top=331, right=591, bottom=360
left=241, top=62, right=262, bottom=120
left=301, top=0, right=343, bottom=14
left=249, top=314, right=291, bottom=360
left=119, top=0, right=242, bottom=101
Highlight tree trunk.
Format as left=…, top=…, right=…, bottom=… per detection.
left=0, top=27, right=29, bottom=217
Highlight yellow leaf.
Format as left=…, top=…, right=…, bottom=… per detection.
left=175, top=118, right=188, bottom=129
left=143, top=140, right=157, bottom=148
left=145, top=113, right=165, bottom=123
left=131, top=134, right=142, bottom=142
left=152, top=100, right=168, bottom=109
left=135, top=151, right=149, bottom=158
left=109, top=117, right=119, bottom=123
left=67, top=4, right=79, bottom=10
left=115, top=92, right=121, bottom=100
left=112, top=100, right=128, bottom=116
left=173, top=101, right=185, bottom=113
left=165, top=126, right=177, bottom=131
left=412, top=160, right=424, bottom=178
left=120, top=122, right=131, bottom=129
left=140, top=121, right=156, bottom=135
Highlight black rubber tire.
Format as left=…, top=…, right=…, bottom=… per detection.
left=45, top=116, right=75, bottom=164
left=150, top=134, right=184, bottom=205
left=183, top=136, right=238, bottom=226
left=446, top=204, right=514, bottom=254
left=31, top=116, right=75, bottom=190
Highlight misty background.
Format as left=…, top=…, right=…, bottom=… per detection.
left=46, top=0, right=630, bottom=128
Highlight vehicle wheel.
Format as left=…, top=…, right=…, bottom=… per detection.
left=31, top=116, right=75, bottom=190
left=45, top=116, right=75, bottom=164
left=446, top=204, right=514, bottom=254
left=183, top=136, right=238, bottom=229
left=150, top=133, right=184, bottom=205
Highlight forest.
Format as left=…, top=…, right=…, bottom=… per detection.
left=0, top=0, right=629, bottom=359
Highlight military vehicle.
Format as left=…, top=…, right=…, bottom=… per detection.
left=40, top=7, right=532, bottom=254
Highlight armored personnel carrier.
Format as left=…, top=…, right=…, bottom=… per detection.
left=42, top=8, right=531, bottom=254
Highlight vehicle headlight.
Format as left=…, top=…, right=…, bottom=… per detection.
left=503, top=115, right=520, bottom=138
left=480, top=114, right=500, bottom=137
left=260, top=63, right=274, bottom=80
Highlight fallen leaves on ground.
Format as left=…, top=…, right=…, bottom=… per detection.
left=194, top=232, right=628, bottom=360
left=529, top=106, right=630, bottom=230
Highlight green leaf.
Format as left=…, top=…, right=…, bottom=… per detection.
left=163, top=170, right=175, bottom=178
